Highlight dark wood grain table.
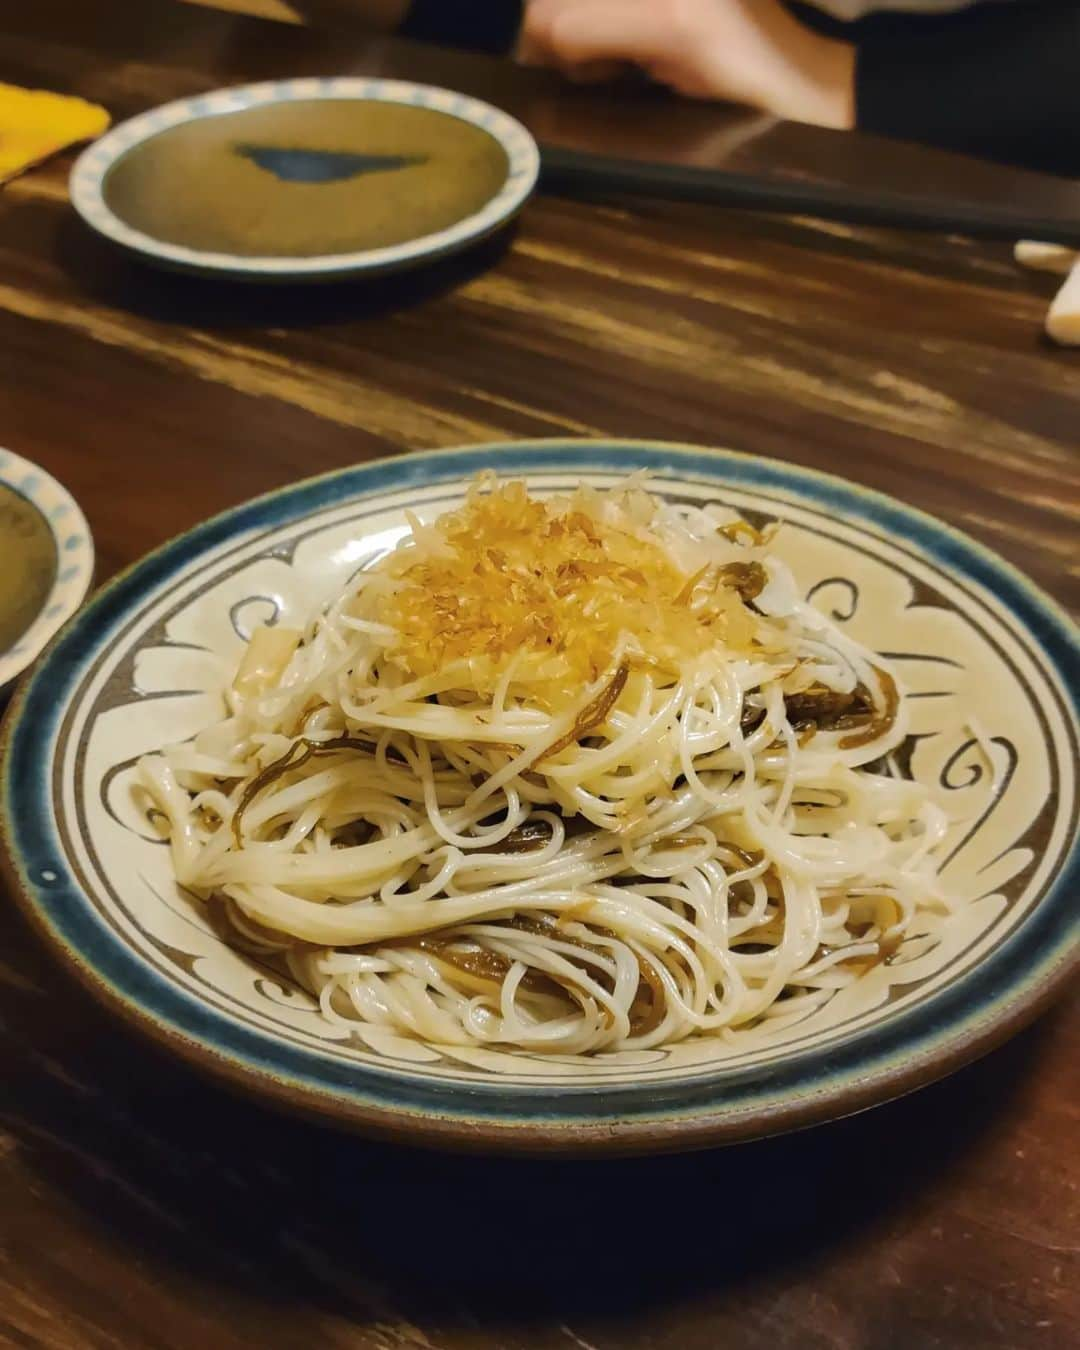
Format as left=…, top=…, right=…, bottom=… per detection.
left=1, top=3, right=1078, bottom=1348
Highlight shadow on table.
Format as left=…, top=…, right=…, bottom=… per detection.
left=54, top=211, right=516, bottom=330
left=1, top=899, right=1064, bottom=1340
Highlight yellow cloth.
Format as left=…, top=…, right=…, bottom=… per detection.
left=0, top=83, right=111, bottom=185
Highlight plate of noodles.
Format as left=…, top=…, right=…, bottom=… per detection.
left=1, top=441, right=1077, bottom=1153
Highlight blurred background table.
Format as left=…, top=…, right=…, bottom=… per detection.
left=1, top=2, right=1078, bottom=1348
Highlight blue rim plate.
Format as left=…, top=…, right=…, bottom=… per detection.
left=69, top=78, right=540, bottom=281
left=0, top=448, right=93, bottom=694
left=1, top=441, right=1077, bottom=1154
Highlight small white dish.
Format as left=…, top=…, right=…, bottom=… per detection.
left=0, top=448, right=93, bottom=694
left=69, top=78, right=540, bottom=282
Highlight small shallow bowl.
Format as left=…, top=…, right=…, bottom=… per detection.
left=0, top=448, right=93, bottom=696
left=1, top=441, right=1077, bottom=1154
left=69, top=78, right=540, bottom=282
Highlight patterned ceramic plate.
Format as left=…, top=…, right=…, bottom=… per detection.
left=0, top=448, right=93, bottom=695
left=70, top=79, right=540, bottom=280
left=1, top=442, right=1077, bottom=1153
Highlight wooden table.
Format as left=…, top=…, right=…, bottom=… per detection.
left=2, top=3, right=1078, bottom=1347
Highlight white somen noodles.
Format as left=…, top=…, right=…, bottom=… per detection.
left=139, top=475, right=953, bottom=1054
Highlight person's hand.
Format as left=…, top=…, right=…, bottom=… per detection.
left=520, top=0, right=855, bottom=130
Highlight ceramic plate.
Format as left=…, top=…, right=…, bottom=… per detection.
left=70, top=79, right=540, bottom=281
left=0, top=448, right=93, bottom=695
left=1, top=442, right=1077, bottom=1153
